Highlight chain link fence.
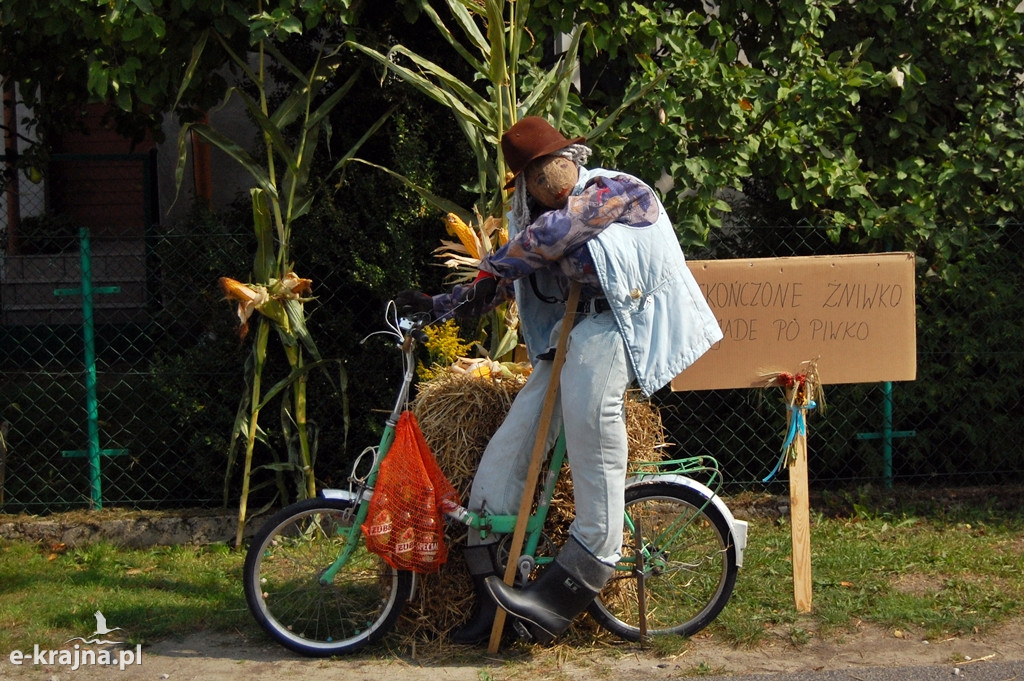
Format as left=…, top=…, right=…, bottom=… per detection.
left=2, top=154, right=1022, bottom=513
left=674, top=221, right=1024, bottom=495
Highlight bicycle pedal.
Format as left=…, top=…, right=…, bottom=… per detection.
left=512, top=619, right=533, bottom=641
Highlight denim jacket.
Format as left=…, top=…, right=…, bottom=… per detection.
left=513, top=167, right=722, bottom=396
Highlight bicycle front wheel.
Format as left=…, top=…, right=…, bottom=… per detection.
left=243, top=498, right=412, bottom=656
left=589, top=481, right=738, bottom=641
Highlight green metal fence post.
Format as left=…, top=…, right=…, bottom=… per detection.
left=55, top=227, right=129, bottom=509
left=855, top=381, right=916, bottom=489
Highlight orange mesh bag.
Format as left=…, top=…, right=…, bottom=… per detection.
left=411, top=412, right=460, bottom=515
left=362, top=410, right=459, bottom=573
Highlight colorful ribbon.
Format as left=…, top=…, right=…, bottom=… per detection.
left=763, top=400, right=817, bottom=483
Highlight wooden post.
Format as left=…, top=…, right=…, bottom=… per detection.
left=788, top=399, right=813, bottom=613
left=487, top=282, right=581, bottom=654
left=669, top=255, right=919, bottom=615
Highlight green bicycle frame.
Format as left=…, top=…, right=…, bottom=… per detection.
left=318, top=333, right=416, bottom=583
left=318, top=321, right=726, bottom=584
left=616, top=457, right=724, bottom=571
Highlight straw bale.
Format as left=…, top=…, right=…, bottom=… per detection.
left=401, top=372, right=667, bottom=644
left=412, top=369, right=526, bottom=501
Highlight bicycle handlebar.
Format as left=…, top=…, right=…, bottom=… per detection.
left=397, top=313, right=431, bottom=345
left=372, top=296, right=495, bottom=425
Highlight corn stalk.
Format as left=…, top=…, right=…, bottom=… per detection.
left=347, top=1, right=661, bottom=358
left=348, top=0, right=584, bottom=220
left=175, top=11, right=389, bottom=547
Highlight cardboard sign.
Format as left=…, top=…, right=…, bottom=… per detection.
left=672, top=253, right=917, bottom=391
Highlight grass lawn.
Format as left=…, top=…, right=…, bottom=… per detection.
left=1, top=488, right=1022, bottom=657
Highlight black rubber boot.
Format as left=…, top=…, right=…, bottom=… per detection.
left=449, top=544, right=501, bottom=645
left=483, top=536, right=614, bottom=645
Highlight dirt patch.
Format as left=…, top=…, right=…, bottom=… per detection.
left=2, top=484, right=1020, bottom=549
left=889, top=572, right=947, bottom=597
left=0, top=507, right=267, bottom=548
left=4, top=617, right=1024, bottom=681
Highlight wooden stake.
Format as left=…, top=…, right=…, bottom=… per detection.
left=487, top=282, right=582, bottom=654
left=788, top=401, right=812, bottom=613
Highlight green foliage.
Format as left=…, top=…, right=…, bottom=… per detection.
left=344, top=1, right=669, bottom=364
left=168, top=5, right=397, bottom=537
left=148, top=204, right=253, bottom=503
left=0, top=0, right=248, bottom=162
left=347, top=0, right=633, bottom=220
left=283, top=102, right=471, bottom=480
left=816, top=0, right=1024, bottom=238
left=898, top=225, right=1024, bottom=479
left=3, top=0, right=1024, bottom=511
left=529, top=0, right=1024, bottom=258
left=5, top=0, right=1023, bottom=260
left=530, top=0, right=884, bottom=243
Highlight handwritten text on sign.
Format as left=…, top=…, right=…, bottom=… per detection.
left=671, top=253, right=917, bottom=391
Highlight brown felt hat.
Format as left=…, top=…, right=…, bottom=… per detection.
left=501, top=117, right=586, bottom=189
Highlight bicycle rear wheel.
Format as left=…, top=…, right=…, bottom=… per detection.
left=589, top=481, right=738, bottom=641
left=243, top=498, right=412, bottom=656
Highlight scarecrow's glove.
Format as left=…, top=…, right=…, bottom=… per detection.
left=395, top=290, right=435, bottom=317
left=457, top=271, right=498, bottom=318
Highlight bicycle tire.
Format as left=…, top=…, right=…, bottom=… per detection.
left=243, top=497, right=413, bottom=656
left=588, top=481, right=738, bottom=641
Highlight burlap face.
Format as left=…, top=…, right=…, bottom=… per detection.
left=525, top=156, right=578, bottom=209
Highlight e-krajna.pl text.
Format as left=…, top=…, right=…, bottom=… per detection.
left=9, top=643, right=142, bottom=671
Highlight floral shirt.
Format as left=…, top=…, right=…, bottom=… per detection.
left=434, top=173, right=659, bottom=316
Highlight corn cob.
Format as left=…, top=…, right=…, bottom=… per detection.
left=444, top=213, right=480, bottom=260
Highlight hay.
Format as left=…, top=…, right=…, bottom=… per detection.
left=413, top=370, right=527, bottom=502
left=401, top=371, right=668, bottom=645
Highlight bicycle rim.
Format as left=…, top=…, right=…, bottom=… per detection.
left=243, top=498, right=412, bottom=656
left=589, top=481, right=738, bottom=640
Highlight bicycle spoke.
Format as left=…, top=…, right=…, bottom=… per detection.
left=589, top=482, right=738, bottom=640
left=244, top=499, right=412, bottom=656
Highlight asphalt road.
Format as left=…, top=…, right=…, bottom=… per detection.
left=695, top=660, right=1023, bottom=681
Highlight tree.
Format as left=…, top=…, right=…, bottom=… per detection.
left=10, top=0, right=1021, bottom=265
left=527, top=0, right=1024, bottom=262
left=731, top=0, right=1024, bottom=248
left=0, top=0, right=253, bottom=167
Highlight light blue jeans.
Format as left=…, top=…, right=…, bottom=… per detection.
left=466, top=310, right=634, bottom=564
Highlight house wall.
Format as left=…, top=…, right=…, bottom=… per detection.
left=157, top=96, right=253, bottom=225
left=47, top=103, right=156, bottom=240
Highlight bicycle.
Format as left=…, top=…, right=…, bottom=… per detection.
left=243, top=304, right=749, bottom=657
